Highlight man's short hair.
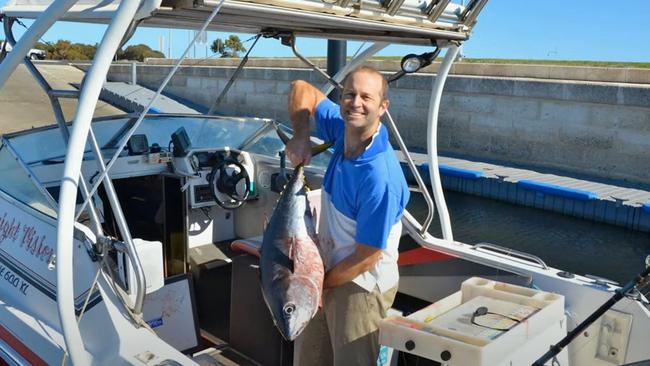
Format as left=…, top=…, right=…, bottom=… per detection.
left=341, top=65, right=389, bottom=101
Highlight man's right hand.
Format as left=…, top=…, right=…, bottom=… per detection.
left=287, top=80, right=326, bottom=167
left=285, top=136, right=312, bottom=167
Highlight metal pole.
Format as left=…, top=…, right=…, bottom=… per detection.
left=56, top=0, right=144, bottom=363
left=131, top=61, right=137, bottom=85
left=327, top=40, right=346, bottom=100
left=427, top=44, right=460, bottom=241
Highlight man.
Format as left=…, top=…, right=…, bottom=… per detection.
left=286, top=66, right=410, bottom=365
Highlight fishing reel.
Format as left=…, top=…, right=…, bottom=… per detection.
left=208, top=156, right=251, bottom=210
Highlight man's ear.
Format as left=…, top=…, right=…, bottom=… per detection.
left=379, top=99, right=389, bottom=117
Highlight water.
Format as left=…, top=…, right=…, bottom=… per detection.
left=407, top=191, right=650, bottom=285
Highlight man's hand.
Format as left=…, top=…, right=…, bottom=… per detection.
left=285, top=135, right=312, bottom=167
left=286, top=80, right=326, bottom=167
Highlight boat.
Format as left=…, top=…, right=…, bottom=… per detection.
left=0, top=0, right=649, bottom=365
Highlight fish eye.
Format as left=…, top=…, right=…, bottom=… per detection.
left=283, top=303, right=296, bottom=316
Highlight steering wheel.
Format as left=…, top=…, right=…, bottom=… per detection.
left=208, top=157, right=251, bottom=210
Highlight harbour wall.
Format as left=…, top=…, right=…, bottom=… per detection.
left=96, top=60, right=650, bottom=187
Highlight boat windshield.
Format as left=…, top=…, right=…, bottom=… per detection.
left=0, top=143, right=57, bottom=217
left=5, top=115, right=331, bottom=168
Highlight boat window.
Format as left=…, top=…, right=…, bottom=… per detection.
left=0, top=144, right=57, bottom=217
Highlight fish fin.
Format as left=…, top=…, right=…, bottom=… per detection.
left=310, top=142, right=333, bottom=157
left=268, top=241, right=294, bottom=273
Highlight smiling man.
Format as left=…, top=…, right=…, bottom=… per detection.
left=286, top=66, right=410, bottom=365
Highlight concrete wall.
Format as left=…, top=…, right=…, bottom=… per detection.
left=101, top=62, right=650, bottom=186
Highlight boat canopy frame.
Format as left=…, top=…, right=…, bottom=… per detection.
left=0, top=0, right=491, bottom=363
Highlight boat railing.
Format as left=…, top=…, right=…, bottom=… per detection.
left=473, top=242, right=549, bottom=270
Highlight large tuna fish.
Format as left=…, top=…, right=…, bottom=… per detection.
left=260, top=164, right=324, bottom=341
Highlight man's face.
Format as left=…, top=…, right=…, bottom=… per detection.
left=339, top=71, right=388, bottom=130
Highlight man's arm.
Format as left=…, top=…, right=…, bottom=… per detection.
left=323, top=243, right=382, bottom=289
left=286, top=80, right=326, bottom=167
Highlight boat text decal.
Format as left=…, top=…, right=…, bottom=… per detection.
left=0, top=262, right=29, bottom=295
left=0, top=211, right=55, bottom=263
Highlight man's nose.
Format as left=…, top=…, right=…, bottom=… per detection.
left=350, top=94, right=363, bottom=106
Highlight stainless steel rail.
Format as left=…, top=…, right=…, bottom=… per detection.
left=473, top=242, right=549, bottom=270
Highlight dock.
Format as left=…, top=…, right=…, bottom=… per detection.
left=400, top=153, right=650, bottom=232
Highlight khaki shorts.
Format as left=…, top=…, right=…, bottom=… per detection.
left=295, top=282, right=398, bottom=366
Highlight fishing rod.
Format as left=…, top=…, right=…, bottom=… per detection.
left=533, top=262, right=650, bottom=366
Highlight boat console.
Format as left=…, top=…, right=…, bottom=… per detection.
left=172, top=146, right=256, bottom=209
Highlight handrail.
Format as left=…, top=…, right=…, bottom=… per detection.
left=426, top=42, right=458, bottom=241
left=56, top=0, right=144, bottom=363
left=473, top=242, right=549, bottom=270
left=383, top=110, right=435, bottom=236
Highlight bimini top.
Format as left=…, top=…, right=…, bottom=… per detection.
left=1, top=0, right=488, bottom=45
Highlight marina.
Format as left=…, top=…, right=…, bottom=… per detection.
left=0, top=0, right=649, bottom=365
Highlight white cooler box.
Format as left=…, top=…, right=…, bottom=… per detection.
left=380, top=277, right=568, bottom=366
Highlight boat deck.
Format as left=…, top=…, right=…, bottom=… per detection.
left=400, top=152, right=650, bottom=232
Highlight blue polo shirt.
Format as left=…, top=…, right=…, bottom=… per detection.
left=314, top=98, right=409, bottom=293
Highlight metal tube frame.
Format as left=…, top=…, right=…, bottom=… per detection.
left=426, top=43, right=459, bottom=241
left=0, top=0, right=79, bottom=90
left=73, top=0, right=228, bottom=219
left=286, top=35, right=343, bottom=92
left=383, top=110, right=436, bottom=235
left=56, top=0, right=144, bottom=363
left=207, top=33, right=262, bottom=115
left=3, top=17, right=104, bottom=235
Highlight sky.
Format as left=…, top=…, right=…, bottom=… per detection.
left=1, top=0, right=649, bottom=62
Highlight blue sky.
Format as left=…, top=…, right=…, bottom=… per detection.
left=1, top=0, right=649, bottom=62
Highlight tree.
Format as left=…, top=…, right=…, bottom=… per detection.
left=210, top=35, right=246, bottom=58
left=117, top=44, right=165, bottom=62
left=39, top=40, right=97, bottom=60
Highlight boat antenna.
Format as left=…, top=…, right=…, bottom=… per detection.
left=532, top=263, right=650, bottom=365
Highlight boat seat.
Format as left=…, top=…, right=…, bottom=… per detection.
left=231, top=235, right=262, bottom=258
